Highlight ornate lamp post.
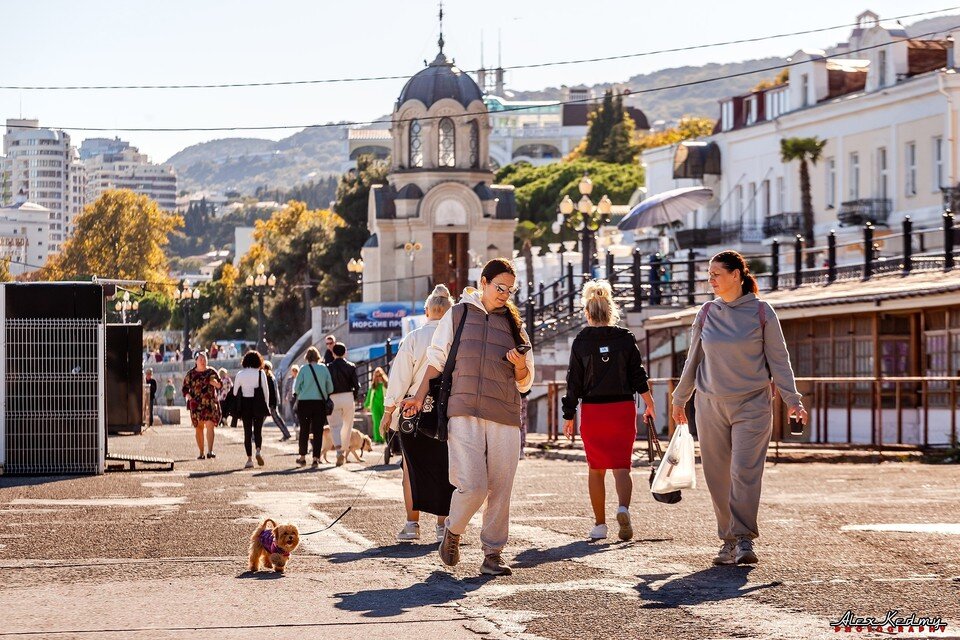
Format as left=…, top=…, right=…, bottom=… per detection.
left=173, top=280, right=202, bottom=359
left=245, top=263, right=277, bottom=354
left=347, top=257, right=365, bottom=286
left=114, top=290, right=139, bottom=324
left=557, top=173, right=613, bottom=276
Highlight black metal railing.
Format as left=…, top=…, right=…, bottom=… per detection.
left=763, top=212, right=803, bottom=238
left=838, top=198, right=892, bottom=226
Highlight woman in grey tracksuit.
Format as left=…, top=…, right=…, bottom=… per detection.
left=672, top=250, right=808, bottom=566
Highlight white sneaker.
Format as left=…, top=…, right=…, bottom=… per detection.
left=397, top=522, right=420, bottom=541
left=589, top=523, right=608, bottom=540
left=616, top=508, right=633, bottom=541
left=713, top=541, right=737, bottom=565
left=243, top=458, right=254, bottom=469
left=436, top=524, right=445, bottom=543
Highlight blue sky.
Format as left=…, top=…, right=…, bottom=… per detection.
left=2, top=0, right=956, bottom=162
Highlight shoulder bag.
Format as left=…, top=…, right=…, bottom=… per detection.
left=307, top=364, right=335, bottom=416
left=399, top=304, right=469, bottom=442
left=251, top=371, right=271, bottom=419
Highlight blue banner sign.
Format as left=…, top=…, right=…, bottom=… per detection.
left=348, top=302, right=425, bottom=332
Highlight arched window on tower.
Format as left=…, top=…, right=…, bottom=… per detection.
left=469, top=121, right=480, bottom=169
left=409, top=119, right=423, bottom=168
left=438, top=117, right=456, bottom=167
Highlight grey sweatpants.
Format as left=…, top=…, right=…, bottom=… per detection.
left=694, top=387, right=772, bottom=542
left=446, top=416, right=521, bottom=555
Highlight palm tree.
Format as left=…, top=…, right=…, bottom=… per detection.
left=780, top=137, right=827, bottom=267
left=515, top=220, right=546, bottom=299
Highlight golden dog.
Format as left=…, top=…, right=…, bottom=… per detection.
left=320, top=426, right=373, bottom=463
left=248, top=518, right=300, bottom=573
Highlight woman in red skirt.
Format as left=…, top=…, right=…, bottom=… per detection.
left=562, top=280, right=656, bottom=541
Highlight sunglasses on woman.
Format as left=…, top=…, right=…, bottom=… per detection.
left=491, top=282, right=520, bottom=295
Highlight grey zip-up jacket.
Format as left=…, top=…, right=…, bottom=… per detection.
left=672, top=293, right=803, bottom=410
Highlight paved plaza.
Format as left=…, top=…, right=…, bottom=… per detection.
left=0, top=418, right=958, bottom=639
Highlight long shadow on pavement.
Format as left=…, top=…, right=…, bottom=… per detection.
left=635, top=566, right=781, bottom=608
left=326, top=543, right=438, bottom=564
left=511, top=539, right=626, bottom=569
left=333, top=570, right=493, bottom=617
left=236, top=570, right=286, bottom=580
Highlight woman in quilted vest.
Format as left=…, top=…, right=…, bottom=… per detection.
left=562, top=280, right=656, bottom=542
left=401, top=258, right=535, bottom=577
left=672, top=250, right=807, bottom=566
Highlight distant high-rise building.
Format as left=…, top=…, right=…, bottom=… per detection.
left=1, top=118, right=83, bottom=255
left=83, top=147, right=177, bottom=212
left=79, top=137, right=130, bottom=161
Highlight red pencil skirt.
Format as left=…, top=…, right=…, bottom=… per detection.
left=580, top=401, right=637, bottom=470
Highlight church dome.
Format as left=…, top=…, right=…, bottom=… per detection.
left=397, top=52, right=483, bottom=109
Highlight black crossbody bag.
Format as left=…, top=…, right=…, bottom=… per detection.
left=399, top=304, right=469, bottom=442
left=307, top=364, right=335, bottom=416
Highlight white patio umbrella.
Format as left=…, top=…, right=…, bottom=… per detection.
left=617, top=186, right=714, bottom=231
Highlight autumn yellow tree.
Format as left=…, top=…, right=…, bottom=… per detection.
left=0, top=258, right=11, bottom=283
left=44, top=190, right=183, bottom=284
left=636, top=116, right=716, bottom=151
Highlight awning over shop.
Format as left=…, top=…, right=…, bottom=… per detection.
left=672, top=141, right=721, bottom=179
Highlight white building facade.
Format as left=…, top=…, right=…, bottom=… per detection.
left=84, top=147, right=178, bottom=211
left=1, top=119, right=84, bottom=256
left=642, top=12, right=960, bottom=264
left=0, top=201, right=51, bottom=274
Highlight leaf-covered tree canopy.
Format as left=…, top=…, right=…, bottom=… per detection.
left=44, top=189, right=182, bottom=284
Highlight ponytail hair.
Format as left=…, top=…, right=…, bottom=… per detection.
left=480, top=258, right=526, bottom=345
left=581, top=279, right=621, bottom=326
left=710, top=250, right=758, bottom=296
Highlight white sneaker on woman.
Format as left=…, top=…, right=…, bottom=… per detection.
left=436, top=524, right=445, bottom=543
left=243, top=458, right=254, bottom=469
left=397, top=522, right=420, bottom=541
left=589, top=523, right=608, bottom=540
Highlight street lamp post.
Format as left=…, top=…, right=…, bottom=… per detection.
left=114, top=290, right=139, bottom=324
left=347, top=257, right=365, bottom=288
left=556, top=174, right=613, bottom=277
left=245, top=263, right=277, bottom=354
left=173, top=280, right=202, bottom=359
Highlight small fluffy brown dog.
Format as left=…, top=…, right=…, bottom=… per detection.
left=320, top=426, right=373, bottom=463
left=248, top=518, right=300, bottom=573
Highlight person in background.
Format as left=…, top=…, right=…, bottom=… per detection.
left=182, top=351, right=222, bottom=460
left=381, top=284, right=454, bottom=543
left=327, top=342, right=360, bottom=467
left=234, top=351, right=271, bottom=469
left=284, top=365, right=300, bottom=425
left=163, top=378, right=176, bottom=407
left=144, top=368, right=157, bottom=427
left=672, top=250, right=806, bottom=566
left=562, top=280, right=655, bottom=542
left=323, top=335, right=337, bottom=365
left=294, top=347, right=334, bottom=467
left=217, top=367, right=234, bottom=428
left=210, top=343, right=219, bottom=360
left=263, top=361, right=291, bottom=441
left=364, top=367, right=388, bottom=444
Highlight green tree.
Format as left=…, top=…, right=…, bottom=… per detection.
left=780, top=136, right=828, bottom=267
left=136, top=291, right=174, bottom=330
left=575, top=90, right=640, bottom=164
left=45, top=190, right=183, bottom=283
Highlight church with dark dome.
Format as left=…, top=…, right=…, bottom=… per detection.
left=361, top=38, right=518, bottom=304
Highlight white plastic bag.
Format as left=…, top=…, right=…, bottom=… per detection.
left=651, top=423, right=697, bottom=494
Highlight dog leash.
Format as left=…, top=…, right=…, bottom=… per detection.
left=298, top=428, right=398, bottom=537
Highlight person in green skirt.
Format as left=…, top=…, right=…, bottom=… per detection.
left=364, top=367, right=388, bottom=443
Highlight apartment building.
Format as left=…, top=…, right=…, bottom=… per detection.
left=83, top=146, right=177, bottom=211
left=642, top=11, right=960, bottom=263
left=1, top=119, right=83, bottom=255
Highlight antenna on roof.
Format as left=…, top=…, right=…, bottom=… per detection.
left=480, top=29, right=485, bottom=68
left=498, top=28, right=502, bottom=67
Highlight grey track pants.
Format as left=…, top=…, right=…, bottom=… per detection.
left=694, top=387, right=772, bottom=542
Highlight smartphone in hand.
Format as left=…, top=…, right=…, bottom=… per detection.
left=503, top=344, right=532, bottom=361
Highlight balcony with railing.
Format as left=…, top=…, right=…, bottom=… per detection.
left=838, top=198, right=892, bottom=226
left=763, top=212, right=803, bottom=238
left=676, top=226, right=722, bottom=248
